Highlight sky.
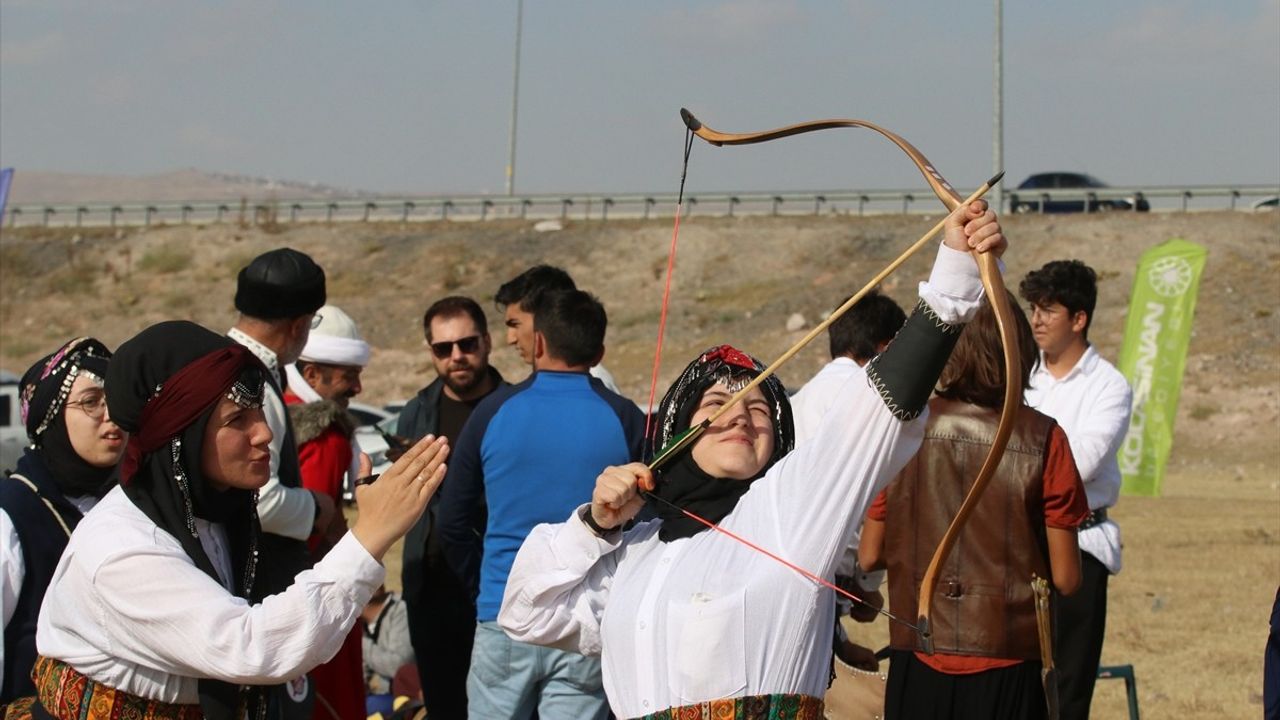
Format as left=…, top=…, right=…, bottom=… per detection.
left=1, top=1, right=1277, bottom=196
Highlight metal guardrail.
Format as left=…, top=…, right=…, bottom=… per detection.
left=1006, top=185, right=1278, bottom=214
left=3, top=185, right=1276, bottom=228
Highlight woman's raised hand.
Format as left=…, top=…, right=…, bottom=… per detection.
left=352, top=434, right=449, bottom=561
left=588, top=463, right=652, bottom=533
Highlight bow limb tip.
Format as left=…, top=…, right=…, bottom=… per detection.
left=680, top=108, right=703, bottom=132
left=917, top=616, right=935, bottom=655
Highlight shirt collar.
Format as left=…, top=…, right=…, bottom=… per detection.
left=227, top=327, right=279, bottom=372
left=1034, top=344, right=1098, bottom=383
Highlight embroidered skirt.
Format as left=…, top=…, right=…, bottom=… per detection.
left=25, top=655, right=204, bottom=720
left=635, top=693, right=824, bottom=720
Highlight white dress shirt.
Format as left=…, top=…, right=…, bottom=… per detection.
left=1025, top=345, right=1132, bottom=574
left=791, top=358, right=885, bottom=597
left=228, top=328, right=315, bottom=540
left=35, top=487, right=383, bottom=704
left=791, top=357, right=866, bottom=444
left=1, top=492, right=96, bottom=683
left=499, top=243, right=984, bottom=718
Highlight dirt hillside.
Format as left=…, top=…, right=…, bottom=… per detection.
left=1, top=210, right=1277, bottom=718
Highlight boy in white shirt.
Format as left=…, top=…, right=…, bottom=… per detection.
left=1020, top=259, right=1133, bottom=720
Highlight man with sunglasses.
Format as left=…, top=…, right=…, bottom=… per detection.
left=396, top=296, right=507, bottom=720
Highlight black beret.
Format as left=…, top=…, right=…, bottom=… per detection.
left=234, top=248, right=326, bottom=320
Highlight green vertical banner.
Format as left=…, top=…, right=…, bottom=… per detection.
left=1116, top=238, right=1207, bottom=496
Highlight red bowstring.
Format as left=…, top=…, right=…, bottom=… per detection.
left=642, top=129, right=696, bottom=452
left=641, top=489, right=918, bottom=631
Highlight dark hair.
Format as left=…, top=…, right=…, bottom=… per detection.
left=495, top=265, right=576, bottom=312
left=936, top=291, right=1039, bottom=409
left=533, top=289, right=606, bottom=367
left=1018, top=260, right=1097, bottom=340
left=827, top=290, right=907, bottom=362
left=422, top=296, right=487, bottom=341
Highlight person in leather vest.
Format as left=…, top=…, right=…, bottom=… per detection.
left=860, top=294, right=1089, bottom=720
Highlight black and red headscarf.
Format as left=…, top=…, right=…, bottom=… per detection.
left=650, top=345, right=795, bottom=541
left=105, top=321, right=268, bottom=720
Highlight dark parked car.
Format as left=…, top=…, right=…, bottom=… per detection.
left=1011, top=172, right=1150, bottom=213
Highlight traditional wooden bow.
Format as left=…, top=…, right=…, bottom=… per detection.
left=679, top=109, right=1021, bottom=653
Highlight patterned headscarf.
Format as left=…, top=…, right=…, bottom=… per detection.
left=649, top=345, right=795, bottom=542
left=20, top=337, right=113, bottom=445
left=653, top=344, right=794, bottom=469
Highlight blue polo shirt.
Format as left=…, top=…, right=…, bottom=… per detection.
left=436, top=370, right=645, bottom=622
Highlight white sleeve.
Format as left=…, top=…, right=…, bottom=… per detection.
left=730, top=242, right=987, bottom=578
left=1068, top=373, right=1133, bottom=484
left=916, top=242, right=988, bottom=325
left=255, top=389, right=315, bottom=540
left=744, top=376, right=924, bottom=581
left=498, top=505, right=626, bottom=657
left=0, top=510, right=24, bottom=680
left=79, top=532, right=383, bottom=684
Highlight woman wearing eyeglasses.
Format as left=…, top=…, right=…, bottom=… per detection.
left=0, top=338, right=128, bottom=707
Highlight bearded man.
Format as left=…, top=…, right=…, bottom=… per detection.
left=395, top=296, right=505, bottom=719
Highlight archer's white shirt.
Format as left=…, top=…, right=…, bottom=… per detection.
left=792, top=357, right=866, bottom=444
left=791, top=358, right=886, bottom=595
left=1025, top=345, right=1132, bottom=574
left=36, top=487, right=383, bottom=704
left=499, top=243, right=984, bottom=718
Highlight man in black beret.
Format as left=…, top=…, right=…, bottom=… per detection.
left=227, top=248, right=335, bottom=716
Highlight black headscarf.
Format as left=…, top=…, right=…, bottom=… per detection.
left=105, top=321, right=268, bottom=720
left=19, top=338, right=117, bottom=499
left=650, top=345, right=795, bottom=542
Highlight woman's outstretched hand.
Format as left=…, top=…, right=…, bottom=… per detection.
left=588, top=462, right=653, bottom=533
left=352, top=434, right=449, bottom=561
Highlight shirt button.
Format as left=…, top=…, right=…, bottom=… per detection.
left=661, top=557, right=671, bottom=564
left=638, top=621, right=646, bottom=630
left=643, top=701, right=649, bottom=708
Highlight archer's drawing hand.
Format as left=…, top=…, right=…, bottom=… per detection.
left=589, top=463, right=653, bottom=532
left=943, top=200, right=1006, bottom=258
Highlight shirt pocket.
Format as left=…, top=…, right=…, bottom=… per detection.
left=665, top=589, right=748, bottom=702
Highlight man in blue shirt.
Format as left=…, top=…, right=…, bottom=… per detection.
left=437, top=288, right=644, bottom=720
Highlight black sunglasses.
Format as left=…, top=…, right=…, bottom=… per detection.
left=430, top=335, right=482, bottom=359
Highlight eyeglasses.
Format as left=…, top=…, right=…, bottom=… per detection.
left=310, top=312, right=323, bottom=330
left=65, top=393, right=108, bottom=421
left=430, top=335, right=482, bottom=359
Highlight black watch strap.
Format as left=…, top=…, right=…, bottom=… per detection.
left=581, top=507, right=621, bottom=535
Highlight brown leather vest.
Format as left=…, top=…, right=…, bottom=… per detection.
left=885, top=397, right=1056, bottom=660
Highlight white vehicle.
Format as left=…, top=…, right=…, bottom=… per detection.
left=1, top=370, right=25, bottom=475
left=346, top=401, right=398, bottom=501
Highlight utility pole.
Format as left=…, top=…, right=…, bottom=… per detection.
left=505, top=0, right=523, bottom=197
left=993, top=0, right=1004, bottom=212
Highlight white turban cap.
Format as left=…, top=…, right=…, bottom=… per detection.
left=299, top=304, right=371, bottom=367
